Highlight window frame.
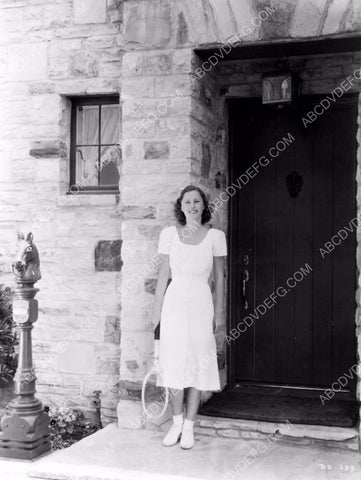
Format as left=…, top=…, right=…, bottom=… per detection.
left=69, top=95, right=120, bottom=194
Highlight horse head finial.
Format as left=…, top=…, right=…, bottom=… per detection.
left=12, top=232, right=41, bottom=284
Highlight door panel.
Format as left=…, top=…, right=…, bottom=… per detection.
left=229, top=96, right=357, bottom=389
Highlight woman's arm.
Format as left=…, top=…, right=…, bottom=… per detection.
left=213, top=256, right=225, bottom=330
left=152, top=254, right=171, bottom=330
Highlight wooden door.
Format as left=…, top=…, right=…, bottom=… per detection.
left=229, top=96, right=357, bottom=390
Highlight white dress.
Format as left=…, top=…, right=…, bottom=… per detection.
left=156, top=225, right=227, bottom=391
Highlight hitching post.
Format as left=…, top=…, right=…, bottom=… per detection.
left=0, top=232, right=51, bottom=459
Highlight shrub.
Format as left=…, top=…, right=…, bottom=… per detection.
left=44, top=405, right=101, bottom=450
left=0, top=286, right=17, bottom=387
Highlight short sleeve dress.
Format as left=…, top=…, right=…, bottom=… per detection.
left=156, top=225, right=227, bottom=391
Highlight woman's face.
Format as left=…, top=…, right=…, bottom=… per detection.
left=181, top=190, right=204, bottom=224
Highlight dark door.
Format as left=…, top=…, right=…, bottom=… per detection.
left=229, top=96, right=357, bottom=391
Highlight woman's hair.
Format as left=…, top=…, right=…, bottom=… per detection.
left=174, top=185, right=212, bottom=226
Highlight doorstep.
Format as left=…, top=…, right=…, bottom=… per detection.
left=194, top=415, right=360, bottom=451
left=118, top=399, right=360, bottom=452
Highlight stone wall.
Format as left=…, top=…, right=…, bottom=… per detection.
left=1, top=0, right=361, bottom=435
left=123, top=0, right=361, bottom=49
left=0, top=0, right=123, bottom=424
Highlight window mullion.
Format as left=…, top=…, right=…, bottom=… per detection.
left=98, top=105, right=101, bottom=187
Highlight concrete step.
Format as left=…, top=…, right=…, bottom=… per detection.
left=9, top=423, right=361, bottom=480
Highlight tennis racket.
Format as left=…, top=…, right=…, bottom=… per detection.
left=141, top=323, right=170, bottom=419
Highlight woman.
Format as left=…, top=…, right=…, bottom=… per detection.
left=152, top=185, right=227, bottom=449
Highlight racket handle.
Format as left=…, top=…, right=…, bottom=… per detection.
left=154, top=323, right=160, bottom=340
left=154, top=339, right=160, bottom=360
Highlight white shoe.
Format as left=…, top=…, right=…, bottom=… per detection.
left=162, top=414, right=183, bottom=447
left=180, top=419, right=194, bottom=449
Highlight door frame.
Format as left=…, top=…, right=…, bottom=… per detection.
left=226, top=93, right=359, bottom=394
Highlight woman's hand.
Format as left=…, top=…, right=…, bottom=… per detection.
left=213, top=311, right=225, bottom=353
left=152, top=307, right=161, bottom=332
left=212, top=311, right=224, bottom=334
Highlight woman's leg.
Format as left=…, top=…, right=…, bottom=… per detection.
left=162, top=388, right=184, bottom=446
left=180, top=387, right=201, bottom=449
left=169, top=388, right=184, bottom=415
left=184, top=387, right=201, bottom=420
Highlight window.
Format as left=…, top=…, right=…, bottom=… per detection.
left=69, top=95, right=121, bottom=193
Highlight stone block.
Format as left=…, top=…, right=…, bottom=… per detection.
left=194, top=426, right=217, bottom=436
left=121, top=206, right=156, bottom=220
left=176, top=11, right=189, bottom=45
left=208, top=0, right=253, bottom=42
left=255, top=0, right=296, bottom=39
left=124, top=1, right=172, bottom=48
left=125, top=360, right=139, bottom=373
left=43, top=3, right=72, bottom=28
left=155, top=117, right=191, bottom=137
left=122, top=77, right=155, bottom=100
left=226, top=85, right=252, bottom=97
left=0, top=158, right=12, bottom=182
left=133, top=173, right=190, bottom=204
left=117, top=399, right=144, bottom=429
left=302, top=79, right=335, bottom=95
left=23, top=5, right=43, bottom=30
left=218, top=429, right=241, bottom=438
left=170, top=136, right=192, bottom=159
left=144, top=278, right=157, bottom=294
left=100, top=61, right=122, bottom=78
left=142, top=52, right=173, bottom=75
left=323, top=0, right=349, bottom=34
left=144, top=141, right=169, bottom=160
left=120, top=331, right=153, bottom=378
left=57, top=343, right=96, bottom=374
left=35, top=159, right=60, bottom=182
left=201, top=142, right=212, bottom=178
left=28, top=82, right=56, bottom=95
left=94, top=240, right=123, bottom=272
left=173, top=48, right=193, bottom=74
left=138, top=224, right=162, bottom=238
left=84, top=35, right=117, bottom=50
left=345, top=1, right=361, bottom=32
left=122, top=52, right=144, bottom=77
left=96, top=355, right=120, bottom=375
left=74, top=0, right=107, bottom=24
left=123, top=119, right=156, bottom=144
left=162, top=160, right=191, bottom=174
left=118, top=379, right=143, bottom=400
left=154, top=75, right=190, bottom=97
left=30, top=95, right=62, bottom=125
left=0, top=47, right=8, bottom=79
left=104, top=315, right=121, bottom=343
left=48, top=50, right=71, bottom=80
left=291, top=0, right=327, bottom=37
left=228, top=0, right=258, bottom=39
left=70, top=51, right=99, bottom=77
left=241, top=431, right=267, bottom=439
left=8, top=43, right=47, bottom=81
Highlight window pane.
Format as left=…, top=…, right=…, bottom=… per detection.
left=76, top=105, right=99, bottom=145
left=101, top=104, right=120, bottom=144
left=100, top=146, right=120, bottom=187
left=75, top=146, right=99, bottom=187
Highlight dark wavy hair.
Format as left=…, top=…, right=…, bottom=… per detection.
left=174, top=185, right=212, bottom=226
